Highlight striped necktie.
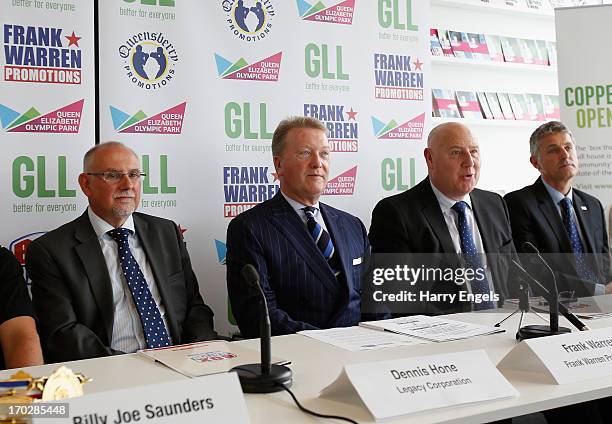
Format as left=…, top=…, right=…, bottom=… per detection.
left=303, top=206, right=340, bottom=275
left=107, top=227, right=171, bottom=349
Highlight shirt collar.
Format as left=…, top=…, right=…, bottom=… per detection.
left=281, top=191, right=321, bottom=214
left=87, top=206, right=136, bottom=239
left=541, top=179, right=573, bottom=206
left=429, top=179, right=473, bottom=213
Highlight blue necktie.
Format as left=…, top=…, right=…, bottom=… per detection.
left=107, top=228, right=171, bottom=349
left=559, top=198, right=598, bottom=284
left=303, top=206, right=340, bottom=275
left=451, top=201, right=495, bottom=310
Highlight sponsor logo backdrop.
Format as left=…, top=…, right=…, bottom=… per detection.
left=4, top=0, right=430, bottom=335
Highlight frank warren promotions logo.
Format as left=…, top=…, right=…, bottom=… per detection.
left=215, top=51, right=282, bottom=81
left=223, top=166, right=279, bottom=217
left=304, top=103, right=358, bottom=152
left=371, top=113, right=425, bottom=140
left=222, top=0, right=275, bottom=42
left=0, top=100, right=83, bottom=133
left=323, top=167, right=357, bottom=196
left=296, top=0, right=354, bottom=25
left=109, top=102, right=186, bottom=134
left=118, top=32, right=178, bottom=90
left=3, top=24, right=82, bottom=84
left=373, top=53, right=423, bottom=101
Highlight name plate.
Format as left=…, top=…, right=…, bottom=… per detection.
left=320, top=349, right=517, bottom=420
left=498, top=326, right=612, bottom=384
left=36, top=372, right=249, bottom=424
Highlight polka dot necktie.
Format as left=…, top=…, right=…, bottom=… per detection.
left=559, top=198, right=598, bottom=284
left=452, top=201, right=495, bottom=310
left=303, top=206, right=340, bottom=276
left=107, top=228, right=171, bottom=349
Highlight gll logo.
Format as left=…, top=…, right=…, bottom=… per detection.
left=296, top=0, right=355, bottom=25
left=215, top=52, right=282, bottom=82
left=0, top=100, right=83, bottom=133
left=118, top=32, right=178, bottom=90
left=109, top=102, right=186, bottom=134
left=323, top=166, right=357, bottom=196
left=222, top=0, right=275, bottom=42
left=371, top=114, right=425, bottom=140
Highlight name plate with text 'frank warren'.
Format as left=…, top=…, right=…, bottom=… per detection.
left=498, top=326, right=612, bottom=384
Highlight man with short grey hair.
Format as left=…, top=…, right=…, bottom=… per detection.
left=27, top=142, right=216, bottom=362
left=505, top=120, right=611, bottom=297
left=226, top=116, right=369, bottom=338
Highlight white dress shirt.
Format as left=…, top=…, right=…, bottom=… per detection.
left=87, top=208, right=171, bottom=353
left=281, top=191, right=329, bottom=233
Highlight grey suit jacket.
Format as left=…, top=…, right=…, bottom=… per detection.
left=27, top=211, right=216, bottom=362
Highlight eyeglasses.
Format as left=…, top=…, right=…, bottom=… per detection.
left=86, top=170, right=146, bottom=183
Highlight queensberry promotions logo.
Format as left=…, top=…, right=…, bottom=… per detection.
left=214, top=239, right=227, bottom=265
left=109, top=102, right=186, bottom=134
left=3, top=24, right=82, bottom=84
left=303, top=103, right=358, bottom=152
left=323, top=166, right=356, bottom=196
left=118, top=32, right=178, bottom=90
left=296, top=0, right=354, bottom=25
left=222, top=0, right=275, bottom=42
left=223, top=166, right=279, bottom=217
left=373, top=53, right=423, bottom=100
left=215, top=52, right=282, bottom=82
left=371, top=113, right=425, bottom=140
left=0, top=100, right=83, bottom=133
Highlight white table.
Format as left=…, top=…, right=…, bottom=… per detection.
left=3, top=308, right=612, bottom=423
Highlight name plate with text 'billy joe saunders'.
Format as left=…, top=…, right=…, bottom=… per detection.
left=35, top=372, right=249, bottom=424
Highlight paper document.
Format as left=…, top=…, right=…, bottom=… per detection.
left=139, top=340, right=286, bottom=377
left=298, top=326, right=428, bottom=351
left=360, top=315, right=504, bottom=342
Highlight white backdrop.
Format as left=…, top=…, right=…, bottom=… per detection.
left=0, top=0, right=431, bottom=334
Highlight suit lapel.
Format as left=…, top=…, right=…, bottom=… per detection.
left=74, top=212, right=114, bottom=344
left=572, top=192, right=595, bottom=253
left=534, top=178, right=572, bottom=251
left=470, top=191, right=494, bottom=252
left=320, top=204, right=350, bottom=282
left=266, top=194, right=338, bottom=293
left=420, top=179, right=456, bottom=254
left=134, top=214, right=180, bottom=342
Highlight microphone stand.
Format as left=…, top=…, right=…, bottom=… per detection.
left=231, top=265, right=292, bottom=393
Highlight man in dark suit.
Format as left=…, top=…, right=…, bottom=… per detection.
left=0, top=246, right=43, bottom=369
left=226, top=116, right=369, bottom=338
left=369, top=122, right=515, bottom=314
left=27, top=142, right=216, bottom=362
left=505, top=121, right=611, bottom=298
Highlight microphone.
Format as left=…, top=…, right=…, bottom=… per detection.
left=230, top=265, right=292, bottom=393
left=512, top=260, right=589, bottom=332
left=507, top=243, right=571, bottom=340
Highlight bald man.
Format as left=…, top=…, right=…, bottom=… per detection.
left=368, top=123, right=516, bottom=314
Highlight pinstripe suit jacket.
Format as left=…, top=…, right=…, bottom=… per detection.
left=226, top=192, right=369, bottom=338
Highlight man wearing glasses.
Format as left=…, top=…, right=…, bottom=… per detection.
left=27, top=142, right=216, bottom=362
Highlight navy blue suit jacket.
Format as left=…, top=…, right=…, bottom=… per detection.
left=226, top=192, right=369, bottom=338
